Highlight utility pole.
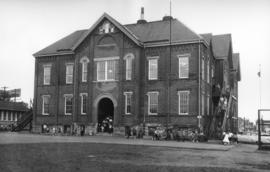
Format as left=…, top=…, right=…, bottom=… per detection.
left=1, top=86, right=8, bottom=101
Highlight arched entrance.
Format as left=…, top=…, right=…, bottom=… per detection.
left=97, top=98, right=114, bottom=133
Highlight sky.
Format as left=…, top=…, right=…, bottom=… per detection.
left=0, top=0, right=269, bottom=122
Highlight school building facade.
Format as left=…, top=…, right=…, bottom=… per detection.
left=32, top=11, right=240, bottom=136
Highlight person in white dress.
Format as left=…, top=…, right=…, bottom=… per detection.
left=222, top=131, right=230, bottom=145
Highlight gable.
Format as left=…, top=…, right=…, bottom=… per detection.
left=72, top=13, right=142, bottom=51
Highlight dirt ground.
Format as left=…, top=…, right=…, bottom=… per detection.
left=0, top=133, right=270, bottom=172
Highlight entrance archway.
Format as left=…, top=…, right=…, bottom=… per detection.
left=97, top=98, right=114, bottom=133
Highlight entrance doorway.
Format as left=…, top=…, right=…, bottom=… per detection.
left=97, top=98, right=114, bottom=133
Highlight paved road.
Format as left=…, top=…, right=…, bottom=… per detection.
left=0, top=132, right=232, bottom=151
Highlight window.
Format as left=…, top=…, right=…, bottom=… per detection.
left=201, top=93, right=205, bottom=116
left=148, top=58, right=158, bottom=80
left=212, top=64, right=215, bottom=78
left=96, top=57, right=119, bottom=81
left=64, top=94, right=73, bottom=115
left=178, top=91, right=189, bottom=115
left=80, top=57, right=89, bottom=82
left=147, top=92, right=159, bottom=115
left=66, top=64, right=74, bottom=84
left=99, top=21, right=115, bottom=34
left=82, top=62, right=87, bottom=82
left=80, top=93, right=87, bottom=115
left=207, top=59, right=210, bottom=83
left=8, top=112, right=11, bottom=121
left=124, top=92, right=132, bottom=114
left=201, top=58, right=205, bottom=80
left=4, top=112, right=8, bottom=121
left=42, top=95, right=50, bottom=115
left=0, top=111, right=3, bottom=121
left=43, top=65, right=51, bottom=85
left=124, top=54, right=134, bottom=80
left=178, top=56, right=189, bottom=78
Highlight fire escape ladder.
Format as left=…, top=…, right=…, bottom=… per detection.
left=221, top=93, right=232, bottom=133
left=12, top=110, right=33, bottom=132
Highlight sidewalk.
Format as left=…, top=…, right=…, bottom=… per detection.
left=0, top=132, right=233, bottom=151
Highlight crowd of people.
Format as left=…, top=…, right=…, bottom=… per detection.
left=98, top=116, right=113, bottom=134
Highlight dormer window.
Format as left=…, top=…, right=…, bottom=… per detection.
left=99, top=21, right=115, bottom=34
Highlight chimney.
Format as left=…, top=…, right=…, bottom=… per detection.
left=137, top=7, right=147, bottom=24
left=162, top=15, right=173, bottom=21
left=141, top=7, right=144, bottom=20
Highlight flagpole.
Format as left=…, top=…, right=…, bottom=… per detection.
left=166, top=0, right=172, bottom=134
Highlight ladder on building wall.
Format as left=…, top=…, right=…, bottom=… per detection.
left=221, top=93, right=232, bottom=133
left=12, top=110, right=33, bottom=132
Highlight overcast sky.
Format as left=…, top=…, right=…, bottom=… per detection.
left=0, top=0, right=269, bottom=122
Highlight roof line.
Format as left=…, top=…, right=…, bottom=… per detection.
left=144, top=39, right=207, bottom=48
left=33, top=52, right=74, bottom=58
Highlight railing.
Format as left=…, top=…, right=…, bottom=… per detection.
left=12, top=110, right=33, bottom=132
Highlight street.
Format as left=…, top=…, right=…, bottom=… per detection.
left=0, top=132, right=269, bottom=172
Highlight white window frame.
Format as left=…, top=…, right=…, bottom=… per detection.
left=178, top=55, right=189, bottom=79
left=64, top=94, right=73, bottom=115
left=201, top=92, right=205, bottom=116
left=148, top=57, right=159, bottom=80
left=66, top=63, right=74, bottom=84
left=80, top=93, right=88, bottom=115
left=178, top=90, right=190, bottom=115
left=124, top=53, right=134, bottom=80
left=201, top=58, right=205, bottom=81
left=212, top=64, right=215, bottom=78
left=95, top=57, right=119, bottom=82
left=147, top=91, right=159, bottom=115
left=207, top=59, right=210, bottom=83
left=124, top=92, right=133, bottom=115
left=80, top=57, right=89, bottom=82
left=42, top=95, right=50, bottom=115
left=43, top=64, right=51, bottom=85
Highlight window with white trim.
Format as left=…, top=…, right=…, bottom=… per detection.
left=178, top=56, right=189, bottom=78
left=212, top=64, right=215, bottom=78
left=42, top=95, right=50, bottom=115
left=201, top=58, right=205, bottom=80
left=124, top=92, right=132, bottom=114
left=147, top=92, right=159, bottom=115
left=66, top=64, right=74, bottom=84
left=96, top=58, right=118, bottom=81
left=80, top=93, right=87, bottom=115
left=43, top=65, right=51, bottom=85
left=124, top=54, right=134, bottom=80
left=207, top=59, right=210, bottom=83
left=64, top=94, right=73, bottom=115
left=80, top=57, right=89, bottom=82
left=201, top=93, right=205, bottom=116
left=148, top=58, right=158, bottom=80
left=178, top=91, right=189, bottom=115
